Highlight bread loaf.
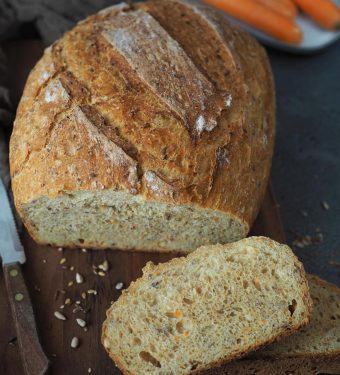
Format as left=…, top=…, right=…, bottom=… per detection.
left=10, top=0, right=275, bottom=252
left=210, top=275, right=340, bottom=375
left=102, top=237, right=312, bottom=374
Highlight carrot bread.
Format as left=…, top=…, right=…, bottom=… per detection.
left=102, top=237, right=312, bottom=374
left=9, top=0, right=275, bottom=252
left=209, top=275, right=340, bottom=375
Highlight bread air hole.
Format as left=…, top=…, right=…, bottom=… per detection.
left=243, top=280, right=249, bottom=289
left=195, top=287, right=202, bottom=294
left=253, top=278, right=261, bottom=291
left=176, top=321, right=185, bottom=334
left=133, top=337, right=141, bottom=345
left=288, top=299, right=297, bottom=316
left=139, top=351, right=161, bottom=368
left=183, top=297, right=193, bottom=304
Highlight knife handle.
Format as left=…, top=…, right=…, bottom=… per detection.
left=3, top=262, right=50, bottom=375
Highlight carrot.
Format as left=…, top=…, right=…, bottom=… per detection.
left=280, top=0, right=298, bottom=17
left=204, top=0, right=303, bottom=44
left=293, top=0, right=340, bottom=30
left=256, top=0, right=297, bottom=19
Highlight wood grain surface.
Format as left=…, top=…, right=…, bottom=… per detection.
left=0, top=40, right=286, bottom=375
left=0, top=186, right=285, bottom=375
left=3, top=262, right=49, bottom=375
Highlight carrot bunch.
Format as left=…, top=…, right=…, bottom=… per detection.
left=203, top=0, right=340, bottom=45
left=294, top=0, right=340, bottom=30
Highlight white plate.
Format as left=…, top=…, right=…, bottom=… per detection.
left=218, top=0, right=340, bottom=53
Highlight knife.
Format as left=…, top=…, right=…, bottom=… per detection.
left=0, top=177, right=49, bottom=375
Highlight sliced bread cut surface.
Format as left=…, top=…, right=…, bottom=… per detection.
left=102, top=237, right=312, bottom=375
left=210, top=275, right=340, bottom=375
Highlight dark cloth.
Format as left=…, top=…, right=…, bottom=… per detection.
left=0, top=0, right=116, bottom=128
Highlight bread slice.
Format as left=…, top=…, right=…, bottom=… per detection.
left=102, top=237, right=312, bottom=375
left=209, top=275, right=340, bottom=375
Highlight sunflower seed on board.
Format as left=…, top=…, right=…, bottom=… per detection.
left=71, top=337, right=79, bottom=349
left=76, top=273, right=84, bottom=284
left=76, top=318, right=86, bottom=328
left=98, top=260, right=109, bottom=271
left=54, top=311, right=66, bottom=321
left=115, top=282, right=124, bottom=290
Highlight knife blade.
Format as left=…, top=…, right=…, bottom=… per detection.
left=0, top=177, right=26, bottom=264
left=0, top=176, right=49, bottom=375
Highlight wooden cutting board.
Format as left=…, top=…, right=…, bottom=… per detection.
left=0, top=185, right=285, bottom=375
left=0, top=40, right=286, bottom=375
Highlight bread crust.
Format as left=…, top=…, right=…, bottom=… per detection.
left=10, top=0, right=275, bottom=243
left=102, top=237, right=312, bottom=375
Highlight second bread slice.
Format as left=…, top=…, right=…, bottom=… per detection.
left=102, top=237, right=312, bottom=375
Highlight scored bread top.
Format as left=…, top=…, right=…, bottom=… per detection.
left=102, top=237, right=312, bottom=375
left=10, top=0, right=275, bottom=231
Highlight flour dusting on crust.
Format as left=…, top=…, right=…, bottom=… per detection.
left=73, top=106, right=139, bottom=193
left=101, top=9, right=229, bottom=138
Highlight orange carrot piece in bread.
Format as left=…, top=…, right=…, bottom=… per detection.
left=204, top=0, right=303, bottom=44
left=294, top=0, right=340, bottom=30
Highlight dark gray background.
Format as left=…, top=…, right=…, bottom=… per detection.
left=268, top=43, right=340, bottom=286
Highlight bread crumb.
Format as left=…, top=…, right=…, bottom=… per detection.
left=300, top=210, right=308, bottom=217
left=322, top=201, right=330, bottom=210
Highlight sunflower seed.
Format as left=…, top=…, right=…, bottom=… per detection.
left=76, top=273, right=84, bottom=284
left=115, top=282, right=124, bottom=290
left=76, top=318, right=86, bottom=328
left=98, top=260, right=109, bottom=272
left=71, top=337, right=79, bottom=349
left=54, top=311, right=66, bottom=321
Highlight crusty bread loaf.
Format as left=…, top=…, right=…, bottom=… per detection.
left=9, top=0, right=275, bottom=252
left=208, top=275, right=340, bottom=375
left=102, top=237, right=312, bottom=374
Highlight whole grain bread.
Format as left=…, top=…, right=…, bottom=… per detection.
left=9, top=0, right=275, bottom=252
left=207, top=275, right=340, bottom=375
left=102, top=237, right=312, bottom=375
